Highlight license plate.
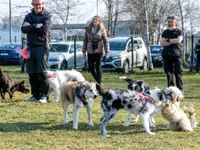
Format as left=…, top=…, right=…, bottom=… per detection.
left=0, top=53, right=8, bottom=55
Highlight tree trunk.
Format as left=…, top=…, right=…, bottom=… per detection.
left=113, top=0, right=119, bottom=37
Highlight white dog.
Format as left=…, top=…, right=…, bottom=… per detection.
left=162, top=86, right=197, bottom=131
left=47, top=70, right=85, bottom=102
left=60, top=81, right=98, bottom=129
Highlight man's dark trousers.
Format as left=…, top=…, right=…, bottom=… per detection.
left=26, top=46, right=49, bottom=99
left=163, top=56, right=183, bottom=91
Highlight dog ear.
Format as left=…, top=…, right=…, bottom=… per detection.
left=137, top=80, right=144, bottom=86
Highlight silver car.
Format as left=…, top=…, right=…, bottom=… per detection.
left=102, top=37, right=148, bottom=73
left=48, top=41, right=85, bottom=70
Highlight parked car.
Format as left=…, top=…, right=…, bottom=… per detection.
left=101, top=37, right=148, bottom=73
left=0, top=43, right=23, bottom=65
left=48, top=41, right=85, bottom=70
left=150, top=45, right=163, bottom=67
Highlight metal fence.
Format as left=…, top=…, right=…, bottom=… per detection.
left=184, top=34, right=200, bottom=72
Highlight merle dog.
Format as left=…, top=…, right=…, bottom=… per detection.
left=98, top=87, right=166, bottom=136
left=0, top=66, right=29, bottom=101
left=119, top=76, right=155, bottom=126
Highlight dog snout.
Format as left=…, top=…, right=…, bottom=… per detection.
left=94, top=95, right=98, bottom=99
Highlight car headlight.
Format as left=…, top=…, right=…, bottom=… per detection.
left=112, top=55, right=121, bottom=60
left=49, top=57, right=62, bottom=62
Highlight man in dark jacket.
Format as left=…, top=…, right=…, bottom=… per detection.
left=21, top=0, right=52, bottom=103
left=161, top=15, right=183, bottom=93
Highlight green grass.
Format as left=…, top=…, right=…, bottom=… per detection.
left=0, top=66, right=200, bottom=150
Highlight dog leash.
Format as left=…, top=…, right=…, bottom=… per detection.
left=136, top=92, right=156, bottom=113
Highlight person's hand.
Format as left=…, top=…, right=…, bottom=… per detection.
left=105, top=54, right=109, bottom=59
left=23, top=22, right=31, bottom=26
left=83, top=53, right=86, bottom=59
left=36, top=23, right=43, bottom=28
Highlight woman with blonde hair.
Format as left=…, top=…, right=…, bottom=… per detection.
left=82, top=16, right=110, bottom=87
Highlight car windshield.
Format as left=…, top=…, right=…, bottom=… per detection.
left=0, top=44, right=20, bottom=49
left=150, top=46, right=162, bottom=53
left=49, top=44, right=69, bottom=52
left=109, top=41, right=126, bottom=51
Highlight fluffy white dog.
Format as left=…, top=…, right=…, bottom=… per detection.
left=47, top=70, right=85, bottom=102
left=162, top=86, right=198, bottom=131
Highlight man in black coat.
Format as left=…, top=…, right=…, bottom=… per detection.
left=21, top=0, right=52, bottom=103
left=161, top=15, right=184, bottom=93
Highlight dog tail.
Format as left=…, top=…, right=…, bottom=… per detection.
left=184, top=105, right=199, bottom=129
left=119, top=76, right=133, bottom=83
left=96, top=84, right=109, bottom=97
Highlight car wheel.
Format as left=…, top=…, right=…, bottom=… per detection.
left=60, top=60, right=67, bottom=70
left=141, top=58, right=148, bottom=70
left=123, top=61, right=129, bottom=74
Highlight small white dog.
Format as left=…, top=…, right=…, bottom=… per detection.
left=162, top=86, right=197, bottom=131
left=47, top=70, right=85, bottom=102
left=60, top=81, right=98, bottom=129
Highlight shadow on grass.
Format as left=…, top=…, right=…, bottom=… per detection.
left=0, top=122, right=49, bottom=132
left=106, top=123, right=168, bottom=135
left=0, top=121, right=168, bottom=135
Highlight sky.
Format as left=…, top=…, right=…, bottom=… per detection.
left=0, top=0, right=106, bottom=23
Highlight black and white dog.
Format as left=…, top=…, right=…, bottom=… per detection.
left=119, top=76, right=153, bottom=126
left=98, top=87, right=166, bottom=136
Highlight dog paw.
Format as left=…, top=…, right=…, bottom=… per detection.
left=100, top=131, right=107, bottom=136
left=88, top=122, right=94, bottom=126
left=150, top=124, right=156, bottom=128
left=148, top=132, right=155, bottom=135
left=52, top=100, right=59, bottom=103
left=123, top=123, right=130, bottom=127
left=72, top=127, right=78, bottom=130
left=64, top=120, right=69, bottom=123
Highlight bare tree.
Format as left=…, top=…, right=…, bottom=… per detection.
left=46, top=0, right=80, bottom=41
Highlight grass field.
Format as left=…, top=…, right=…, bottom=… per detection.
left=0, top=66, right=200, bottom=150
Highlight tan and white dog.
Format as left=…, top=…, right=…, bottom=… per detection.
left=162, top=86, right=198, bottom=131
left=60, top=81, right=98, bottom=129
left=47, top=70, right=85, bottom=102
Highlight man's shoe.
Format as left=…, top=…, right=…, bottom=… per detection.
left=26, top=96, right=38, bottom=102
left=39, top=96, right=48, bottom=103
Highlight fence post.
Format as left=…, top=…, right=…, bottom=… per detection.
left=131, top=36, right=134, bottom=72
left=190, top=34, right=194, bottom=72
left=74, top=38, right=76, bottom=69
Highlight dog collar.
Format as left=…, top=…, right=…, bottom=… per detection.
left=79, top=99, right=88, bottom=105
left=48, top=74, right=56, bottom=79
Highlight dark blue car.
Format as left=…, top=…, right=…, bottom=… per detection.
left=0, top=43, right=23, bottom=65
left=150, top=45, right=163, bottom=67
